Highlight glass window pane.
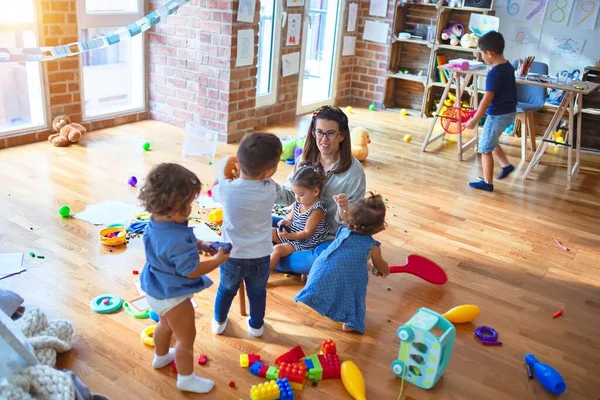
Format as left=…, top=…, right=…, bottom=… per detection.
left=0, top=0, right=35, bottom=24
left=81, top=28, right=144, bottom=118
left=0, top=30, right=45, bottom=134
left=85, top=0, right=138, bottom=14
left=257, top=0, right=275, bottom=97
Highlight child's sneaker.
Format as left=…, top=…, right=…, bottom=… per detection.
left=469, top=180, right=494, bottom=192
left=497, top=164, right=514, bottom=180
left=247, top=318, right=264, bottom=337
left=211, top=318, right=227, bottom=335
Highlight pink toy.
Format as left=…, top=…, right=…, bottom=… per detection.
left=373, top=255, right=448, bottom=285
left=447, top=61, right=469, bottom=71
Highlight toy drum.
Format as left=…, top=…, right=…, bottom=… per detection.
left=100, top=227, right=127, bottom=246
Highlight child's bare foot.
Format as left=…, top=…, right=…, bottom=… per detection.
left=342, top=323, right=355, bottom=332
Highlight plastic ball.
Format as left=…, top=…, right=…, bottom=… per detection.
left=400, top=109, right=408, bottom=116
left=553, top=131, right=562, bottom=138
left=556, top=136, right=564, bottom=143
left=345, top=106, right=353, bottom=114
left=128, top=176, right=138, bottom=187
left=59, top=205, right=70, bottom=217
left=368, top=104, right=376, bottom=111
left=143, top=142, right=151, bottom=151
left=403, top=134, right=412, bottom=143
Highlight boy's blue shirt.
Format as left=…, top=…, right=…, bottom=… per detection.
left=486, top=61, right=517, bottom=115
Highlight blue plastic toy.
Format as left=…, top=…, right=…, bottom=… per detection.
left=149, top=310, right=160, bottom=322
left=525, top=354, right=567, bottom=395
left=391, top=307, right=456, bottom=389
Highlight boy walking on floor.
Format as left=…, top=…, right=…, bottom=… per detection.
left=465, top=31, right=517, bottom=192
left=211, top=132, right=282, bottom=337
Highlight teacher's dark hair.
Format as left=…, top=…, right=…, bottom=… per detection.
left=302, top=105, right=352, bottom=174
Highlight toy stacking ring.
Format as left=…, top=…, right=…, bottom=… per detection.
left=99, top=227, right=127, bottom=246
left=123, top=301, right=150, bottom=319
left=475, top=325, right=498, bottom=341
left=141, top=325, right=156, bottom=347
left=90, top=294, right=123, bottom=314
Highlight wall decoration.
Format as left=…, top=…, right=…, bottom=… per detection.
left=523, top=0, right=550, bottom=24
left=505, top=25, right=543, bottom=48
left=463, top=0, right=493, bottom=8
left=549, top=36, right=586, bottom=59
left=544, top=0, right=575, bottom=27
left=237, top=0, right=256, bottom=22
left=369, top=0, right=387, bottom=17
left=286, top=13, right=302, bottom=46
left=342, top=36, right=357, bottom=56
left=348, top=3, right=358, bottom=32
left=363, top=20, right=389, bottom=44
left=282, top=52, right=300, bottom=76
left=236, top=29, right=254, bottom=67
left=287, top=0, right=305, bottom=7
left=570, top=0, right=599, bottom=29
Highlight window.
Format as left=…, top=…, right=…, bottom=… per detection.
left=77, top=0, right=145, bottom=119
left=0, top=0, right=45, bottom=136
left=256, top=0, right=282, bottom=107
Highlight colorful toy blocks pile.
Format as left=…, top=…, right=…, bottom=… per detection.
left=275, top=345, right=305, bottom=366
left=249, top=378, right=295, bottom=400
left=321, top=339, right=337, bottom=355
left=306, top=340, right=341, bottom=381
left=240, top=353, right=261, bottom=368
left=278, top=362, right=307, bottom=390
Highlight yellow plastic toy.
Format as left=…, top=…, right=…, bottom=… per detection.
left=99, top=227, right=126, bottom=246
left=553, top=131, right=562, bottom=138
left=250, top=380, right=280, bottom=400
left=442, top=304, right=480, bottom=323
left=208, top=208, right=223, bottom=223
left=346, top=106, right=354, bottom=114
left=556, top=136, right=564, bottom=144
left=403, top=134, right=412, bottom=143
left=341, top=360, right=366, bottom=400
left=400, top=108, right=408, bottom=116
left=141, top=325, right=156, bottom=347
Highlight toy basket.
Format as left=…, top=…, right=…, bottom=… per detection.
left=183, top=123, right=219, bottom=158
left=440, top=107, right=476, bottom=134
left=99, top=227, right=127, bottom=246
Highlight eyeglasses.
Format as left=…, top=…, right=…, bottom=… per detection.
left=313, top=129, right=339, bottom=140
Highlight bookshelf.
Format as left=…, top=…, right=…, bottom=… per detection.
left=383, top=0, right=495, bottom=117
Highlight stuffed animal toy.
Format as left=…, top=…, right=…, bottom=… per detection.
left=350, top=126, right=371, bottom=161
left=48, top=115, right=86, bottom=147
left=460, top=33, right=478, bottom=48
left=441, top=23, right=464, bottom=46
left=216, top=155, right=239, bottom=181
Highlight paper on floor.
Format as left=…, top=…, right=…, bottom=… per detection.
left=197, top=195, right=222, bottom=209
left=193, top=223, right=222, bottom=242
left=0, top=253, right=25, bottom=280
left=74, top=201, right=145, bottom=225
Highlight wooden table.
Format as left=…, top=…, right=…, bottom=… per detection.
left=422, top=65, right=600, bottom=189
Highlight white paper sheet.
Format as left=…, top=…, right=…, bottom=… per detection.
left=468, top=14, right=500, bottom=36
left=348, top=3, right=358, bottom=32
left=287, top=0, right=304, bottom=7
left=286, top=14, right=302, bottom=46
left=571, top=0, right=599, bottom=29
left=363, top=20, right=389, bottom=44
left=237, top=0, right=256, bottom=22
left=369, top=0, right=387, bottom=17
left=193, top=223, right=223, bottom=242
left=544, top=0, right=575, bottom=27
left=342, top=36, right=356, bottom=56
left=282, top=52, right=300, bottom=77
left=236, top=29, right=255, bottom=67
left=549, top=36, right=586, bottom=60
left=0, top=253, right=25, bottom=280
left=197, top=195, right=222, bottom=209
left=523, top=0, right=550, bottom=24
left=505, top=25, right=543, bottom=48
left=74, top=201, right=144, bottom=226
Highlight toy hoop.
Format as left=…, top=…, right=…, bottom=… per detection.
left=439, top=107, right=476, bottom=134
left=90, top=294, right=123, bottom=314
left=141, top=325, right=156, bottom=347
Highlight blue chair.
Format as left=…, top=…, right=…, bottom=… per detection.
left=511, top=60, right=548, bottom=160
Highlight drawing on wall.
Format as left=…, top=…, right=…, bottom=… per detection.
left=570, top=0, right=599, bottom=29
left=287, top=0, right=304, bottom=7
left=348, top=3, right=358, bottom=32
left=468, top=14, right=500, bottom=36
left=286, top=13, right=301, bottom=46
left=502, top=0, right=526, bottom=21
left=282, top=52, right=300, bottom=76
left=342, top=36, right=356, bottom=56
left=523, top=0, right=550, bottom=24
left=506, top=25, right=543, bottom=48
left=237, top=0, right=256, bottom=22
left=236, top=29, right=254, bottom=67
left=363, top=20, right=389, bottom=44
left=549, top=37, right=586, bottom=59
left=369, top=0, right=387, bottom=17
left=544, top=0, right=575, bottom=27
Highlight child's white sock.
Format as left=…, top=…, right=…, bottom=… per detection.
left=248, top=318, right=264, bottom=338
left=211, top=318, right=227, bottom=335
left=152, top=348, right=175, bottom=368
left=177, top=373, right=214, bottom=393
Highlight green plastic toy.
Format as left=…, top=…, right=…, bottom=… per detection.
left=143, top=142, right=151, bottom=151
left=123, top=301, right=150, bottom=319
left=59, top=205, right=70, bottom=217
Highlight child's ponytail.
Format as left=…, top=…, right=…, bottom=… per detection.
left=291, top=162, right=328, bottom=195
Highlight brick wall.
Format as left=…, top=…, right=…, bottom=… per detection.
left=1, top=0, right=148, bottom=149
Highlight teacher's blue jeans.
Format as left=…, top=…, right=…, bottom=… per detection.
left=272, top=216, right=332, bottom=274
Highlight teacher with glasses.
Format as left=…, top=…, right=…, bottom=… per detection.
left=273, top=105, right=367, bottom=275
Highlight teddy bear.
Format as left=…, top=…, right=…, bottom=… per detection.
left=350, top=126, right=371, bottom=161
left=441, top=23, right=464, bottom=46
left=48, top=115, right=86, bottom=147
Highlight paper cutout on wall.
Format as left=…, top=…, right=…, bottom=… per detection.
left=369, top=0, right=388, bottom=17
left=550, top=37, right=586, bottom=59
left=544, top=0, right=575, bottom=27
left=348, top=3, right=358, bottom=32
left=286, top=14, right=302, bottom=46
left=468, top=14, right=500, bottom=36
left=506, top=25, right=543, bottom=48
left=363, top=20, right=389, bottom=44
left=570, top=0, right=599, bottom=29
left=237, top=0, right=256, bottom=22
left=497, top=0, right=526, bottom=21
left=342, top=36, right=357, bottom=56
left=282, top=52, right=300, bottom=77
left=523, top=0, right=550, bottom=25
left=287, top=0, right=305, bottom=6
left=236, top=29, right=255, bottom=67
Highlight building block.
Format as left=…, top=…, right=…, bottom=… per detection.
left=278, top=361, right=306, bottom=384
left=276, top=378, right=295, bottom=400
left=266, top=366, right=279, bottom=380
left=250, top=380, right=280, bottom=400
left=289, top=381, right=304, bottom=391
left=259, top=364, right=270, bottom=378
left=320, top=339, right=337, bottom=355
left=320, top=354, right=341, bottom=380
left=240, top=353, right=261, bottom=368
left=304, top=359, right=314, bottom=370
left=306, top=354, right=323, bottom=380
left=275, top=345, right=306, bottom=366
left=250, top=361, right=263, bottom=376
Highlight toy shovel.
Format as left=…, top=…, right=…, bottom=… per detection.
left=373, top=255, right=448, bottom=285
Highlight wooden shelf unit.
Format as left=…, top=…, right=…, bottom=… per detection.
left=383, top=0, right=494, bottom=117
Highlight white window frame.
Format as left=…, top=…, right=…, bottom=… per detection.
left=0, top=6, right=47, bottom=137
left=76, top=0, right=146, bottom=121
left=255, top=0, right=282, bottom=108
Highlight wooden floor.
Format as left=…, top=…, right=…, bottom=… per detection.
left=1, top=109, right=600, bottom=400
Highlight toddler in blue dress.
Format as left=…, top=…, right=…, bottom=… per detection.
left=139, top=163, right=230, bottom=394
left=294, top=192, right=390, bottom=333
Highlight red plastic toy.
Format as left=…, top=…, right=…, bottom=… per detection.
left=377, top=254, right=448, bottom=285
left=229, top=380, right=235, bottom=388
left=320, top=339, right=336, bottom=355
left=553, top=309, right=563, bottom=319
left=440, top=107, right=476, bottom=135
left=278, top=361, right=306, bottom=383
left=258, top=364, right=269, bottom=378
left=198, top=355, right=208, bottom=365
left=275, top=345, right=306, bottom=366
